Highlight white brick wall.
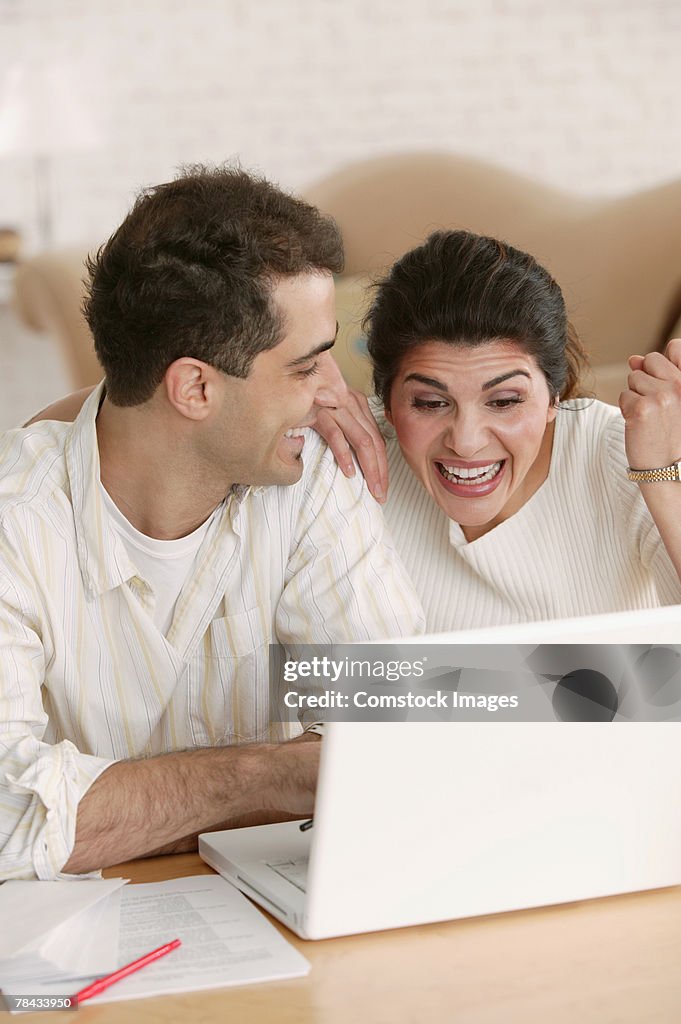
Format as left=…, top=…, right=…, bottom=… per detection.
left=0, top=0, right=680, bottom=249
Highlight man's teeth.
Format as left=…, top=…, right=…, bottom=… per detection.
left=284, top=428, right=304, bottom=438
left=439, top=461, right=502, bottom=484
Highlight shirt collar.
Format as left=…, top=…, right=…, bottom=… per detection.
left=65, top=382, right=141, bottom=597
left=65, top=384, right=258, bottom=597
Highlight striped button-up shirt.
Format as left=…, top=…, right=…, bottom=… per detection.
left=0, top=386, right=423, bottom=879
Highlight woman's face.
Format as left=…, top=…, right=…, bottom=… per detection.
left=386, top=340, right=558, bottom=541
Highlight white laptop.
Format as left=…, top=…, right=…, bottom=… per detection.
left=199, top=605, right=681, bottom=940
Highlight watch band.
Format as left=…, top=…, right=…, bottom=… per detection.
left=626, top=459, right=681, bottom=483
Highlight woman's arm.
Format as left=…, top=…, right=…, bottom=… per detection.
left=23, top=384, right=389, bottom=500
left=619, top=338, right=681, bottom=583
left=23, top=387, right=96, bottom=427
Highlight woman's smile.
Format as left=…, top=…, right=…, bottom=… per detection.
left=434, top=457, right=506, bottom=495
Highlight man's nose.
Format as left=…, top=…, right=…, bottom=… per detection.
left=314, top=351, right=348, bottom=408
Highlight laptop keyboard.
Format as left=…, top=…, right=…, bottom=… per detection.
left=265, top=857, right=309, bottom=892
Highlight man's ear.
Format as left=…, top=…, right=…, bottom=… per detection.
left=384, top=403, right=394, bottom=426
left=163, top=359, right=218, bottom=421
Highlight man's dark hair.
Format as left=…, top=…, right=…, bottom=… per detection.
left=83, top=164, right=344, bottom=406
left=365, top=229, right=589, bottom=408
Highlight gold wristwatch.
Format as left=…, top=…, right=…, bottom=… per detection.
left=627, top=459, right=681, bottom=483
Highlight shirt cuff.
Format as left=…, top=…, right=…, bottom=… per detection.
left=5, top=740, right=114, bottom=879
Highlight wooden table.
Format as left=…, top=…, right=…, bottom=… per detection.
left=15, top=853, right=681, bottom=1023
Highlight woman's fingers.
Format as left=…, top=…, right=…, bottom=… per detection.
left=312, top=393, right=388, bottom=502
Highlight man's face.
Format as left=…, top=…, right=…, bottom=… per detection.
left=213, top=271, right=347, bottom=487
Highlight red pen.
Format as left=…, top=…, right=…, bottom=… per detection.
left=72, top=938, right=181, bottom=1005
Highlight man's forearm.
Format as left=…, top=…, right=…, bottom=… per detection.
left=62, top=739, right=318, bottom=874
left=145, top=809, right=307, bottom=859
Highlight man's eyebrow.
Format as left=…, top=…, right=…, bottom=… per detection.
left=482, top=370, right=531, bottom=391
left=285, top=322, right=339, bottom=368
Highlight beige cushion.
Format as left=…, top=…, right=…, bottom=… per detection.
left=586, top=363, right=628, bottom=407
left=666, top=312, right=681, bottom=344
left=332, top=275, right=373, bottom=393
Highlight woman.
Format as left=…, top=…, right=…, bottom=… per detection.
left=361, top=229, right=681, bottom=630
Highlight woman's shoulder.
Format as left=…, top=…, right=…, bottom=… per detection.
left=546, top=399, right=632, bottom=518
left=559, top=398, right=652, bottom=524
left=557, top=397, right=624, bottom=461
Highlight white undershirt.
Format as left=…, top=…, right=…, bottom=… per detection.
left=99, top=483, right=221, bottom=634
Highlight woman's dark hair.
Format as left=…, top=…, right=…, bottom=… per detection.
left=84, top=164, right=344, bottom=406
left=365, top=229, right=589, bottom=408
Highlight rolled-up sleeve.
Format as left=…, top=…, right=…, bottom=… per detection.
left=0, top=572, right=112, bottom=879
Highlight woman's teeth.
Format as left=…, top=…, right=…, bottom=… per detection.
left=438, top=461, right=502, bottom=484
left=284, top=428, right=304, bottom=438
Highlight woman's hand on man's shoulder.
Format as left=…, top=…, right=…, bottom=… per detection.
left=312, top=388, right=388, bottom=503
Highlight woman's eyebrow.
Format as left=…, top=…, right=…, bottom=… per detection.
left=403, top=373, right=449, bottom=391
left=482, top=370, right=531, bottom=391
left=404, top=370, right=531, bottom=391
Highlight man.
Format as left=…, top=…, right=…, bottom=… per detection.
left=0, top=166, right=423, bottom=880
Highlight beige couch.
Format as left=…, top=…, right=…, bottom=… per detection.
left=13, top=154, right=681, bottom=404
left=12, top=248, right=101, bottom=390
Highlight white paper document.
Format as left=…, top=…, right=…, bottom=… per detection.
left=1, top=875, right=309, bottom=1009
left=91, top=875, right=310, bottom=1002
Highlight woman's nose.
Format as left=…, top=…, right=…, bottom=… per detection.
left=443, top=410, right=489, bottom=458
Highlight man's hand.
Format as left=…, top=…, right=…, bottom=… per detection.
left=619, top=340, right=681, bottom=471
left=312, top=388, right=388, bottom=503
